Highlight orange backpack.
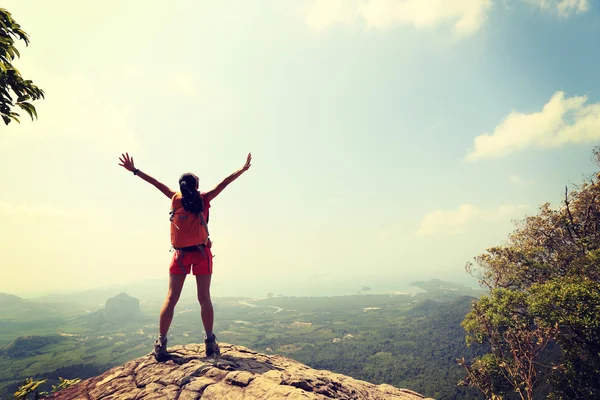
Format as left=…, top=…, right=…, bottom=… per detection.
left=169, top=192, right=210, bottom=249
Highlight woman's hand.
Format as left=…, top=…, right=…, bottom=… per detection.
left=118, top=153, right=174, bottom=198
left=242, top=153, right=252, bottom=172
left=118, top=153, right=136, bottom=172
left=204, top=152, right=252, bottom=203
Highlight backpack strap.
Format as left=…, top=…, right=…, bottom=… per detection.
left=175, top=250, right=187, bottom=274
left=199, top=210, right=210, bottom=238
left=169, top=206, right=180, bottom=230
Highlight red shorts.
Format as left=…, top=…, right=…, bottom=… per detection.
left=169, top=247, right=213, bottom=275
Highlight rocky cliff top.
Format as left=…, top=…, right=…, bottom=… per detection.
left=47, top=342, right=432, bottom=400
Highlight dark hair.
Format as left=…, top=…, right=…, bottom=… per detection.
left=179, top=173, right=204, bottom=214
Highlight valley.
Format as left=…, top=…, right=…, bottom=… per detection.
left=0, top=279, right=484, bottom=399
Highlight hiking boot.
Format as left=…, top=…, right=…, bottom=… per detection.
left=205, top=334, right=220, bottom=357
left=153, top=337, right=168, bottom=361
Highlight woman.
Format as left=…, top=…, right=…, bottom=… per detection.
left=118, top=152, right=252, bottom=359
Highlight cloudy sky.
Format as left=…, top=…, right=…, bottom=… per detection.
left=2, top=0, right=600, bottom=297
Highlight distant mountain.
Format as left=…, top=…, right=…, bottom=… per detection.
left=0, top=293, right=49, bottom=321
left=31, top=288, right=136, bottom=308
left=409, top=279, right=482, bottom=300
left=103, top=293, right=142, bottom=324
left=25, top=279, right=172, bottom=309
left=79, top=293, right=146, bottom=329
left=1, top=292, right=42, bottom=310
left=1, top=335, right=66, bottom=359
left=0, top=293, right=89, bottom=321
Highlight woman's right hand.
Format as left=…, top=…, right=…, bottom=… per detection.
left=118, top=153, right=136, bottom=172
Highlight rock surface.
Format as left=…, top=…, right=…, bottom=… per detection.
left=47, top=343, right=433, bottom=399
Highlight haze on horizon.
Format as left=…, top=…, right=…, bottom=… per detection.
left=2, top=0, right=600, bottom=298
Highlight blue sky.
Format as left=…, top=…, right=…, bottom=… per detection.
left=2, top=0, right=600, bottom=297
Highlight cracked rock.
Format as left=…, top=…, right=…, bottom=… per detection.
left=46, top=343, right=434, bottom=400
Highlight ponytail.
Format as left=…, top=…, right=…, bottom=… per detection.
left=179, top=173, right=204, bottom=214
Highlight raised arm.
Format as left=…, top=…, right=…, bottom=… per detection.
left=204, top=153, right=252, bottom=203
left=118, top=153, right=175, bottom=199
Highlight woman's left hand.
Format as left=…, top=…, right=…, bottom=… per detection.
left=242, top=153, right=252, bottom=172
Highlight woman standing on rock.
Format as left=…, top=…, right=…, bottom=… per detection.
left=118, top=152, right=252, bottom=360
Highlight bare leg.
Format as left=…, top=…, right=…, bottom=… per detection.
left=195, top=274, right=213, bottom=334
left=159, top=274, right=187, bottom=336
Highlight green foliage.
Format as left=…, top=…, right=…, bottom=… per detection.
left=458, top=354, right=513, bottom=399
left=0, top=8, right=44, bottom=125
left=13, top=376, right=81, bottom=399
left=462, top=155, right=600, bottom=399
left=287, top=296, right=485, bottom=399
left=529, top=276, right=600, bottom=399
left=13, top=378, right=45, bottom=400
left=460, top=289, right=555, bottom=399
left=50, top=377, right=81, bottom=393
left=2, top=335, right=67, bottom=359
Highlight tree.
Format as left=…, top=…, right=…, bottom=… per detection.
left=459, top=290, right=556, bottom=400
left=0, top=8, right=44, bottom=125
left=460, top=149, right=600, bottom=399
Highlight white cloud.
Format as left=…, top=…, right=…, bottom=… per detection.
left=306, top=0, right=493, bottom=36
left=532, top=0, right=590, bottom=16
left=417, top=204, right=530, bottom=236
left=305, top=0, right=591, bottom=35
left=467, top=91, right=600, bottom=161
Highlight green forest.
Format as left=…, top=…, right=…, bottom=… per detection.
left=1, top=283, right=483, bottom=400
